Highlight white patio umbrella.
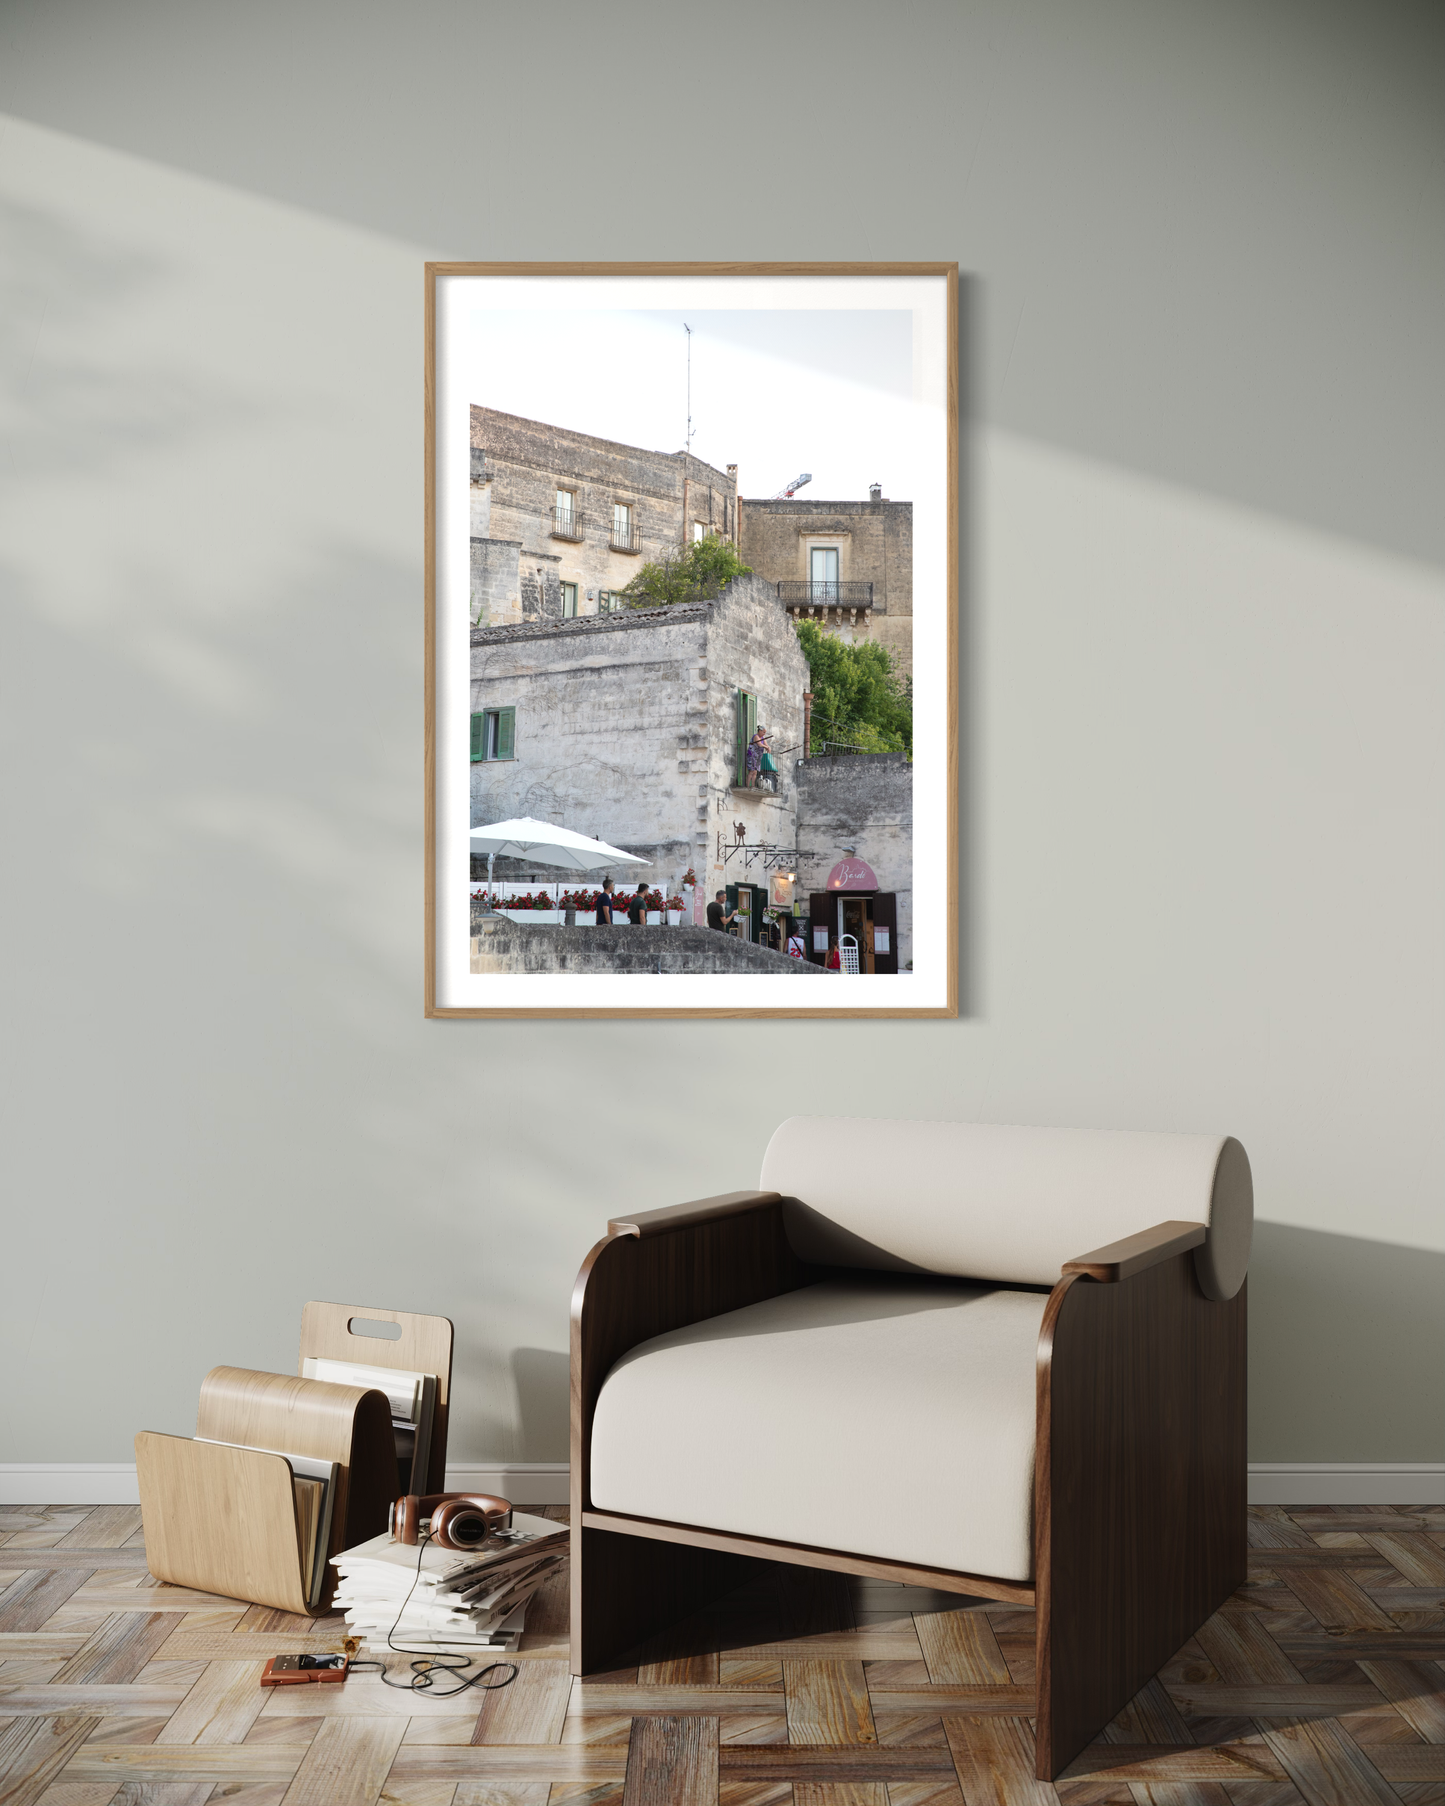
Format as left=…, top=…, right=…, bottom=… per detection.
left=469, top=817, right=650, bottom=910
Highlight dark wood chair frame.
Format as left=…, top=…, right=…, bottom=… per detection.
left=570, top=1188, right=1246, bottom=1781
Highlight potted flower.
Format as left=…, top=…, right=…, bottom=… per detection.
left=664, top=895, right=685, bottom=927
left=644, top=887, right=665, bottom=926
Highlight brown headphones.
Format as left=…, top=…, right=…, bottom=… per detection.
left=389, top=1492, right=513, bottom=1550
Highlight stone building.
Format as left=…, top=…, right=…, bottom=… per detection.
left=737, top=491, right=913, bottom=676
left=470, top=406, right=740, bottom=629
left=466, top=405, right=914, bottom=966
left=795, top=753, right=914, bottom=971
left=470, top=573, right=808, bottom=900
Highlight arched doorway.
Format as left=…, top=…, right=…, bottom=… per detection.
left=808, top=857, right=899, bottom=975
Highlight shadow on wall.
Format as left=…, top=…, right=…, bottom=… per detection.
left=1248, top=1222, right=1445, bottom=1463
left=512, top=1348, right=570, bottom=1462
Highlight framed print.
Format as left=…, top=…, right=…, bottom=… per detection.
left=425, top=262, right=957, bottom=1017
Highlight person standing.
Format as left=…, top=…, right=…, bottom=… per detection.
left=744, top=728, right=765, bottom=788
left=627, top=881, right=650, bottom=925
left=757, top=727, right=778, bottom=792
left=707, top=890, right=737, bottom=932
left=595, top=878, right=615, bottom=925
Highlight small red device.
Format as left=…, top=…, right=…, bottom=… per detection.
left=260, top=1654, right=350, bottom=1687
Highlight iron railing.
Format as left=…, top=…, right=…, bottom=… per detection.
left=816, top=740, right=869, bottom=756
left=777, top=580, right=877, bottom=610
left=550, top=506, right=585, bottom=541
left=610, top=522, right=642, bottom=552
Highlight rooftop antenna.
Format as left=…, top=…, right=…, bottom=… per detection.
left=684, top=322, right=693, bottom=457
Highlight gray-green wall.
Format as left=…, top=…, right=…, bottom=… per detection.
left=0, top=0, right=1440, bottom=1480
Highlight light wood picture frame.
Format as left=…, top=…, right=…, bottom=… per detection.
left=425, top=262, right=957, bottom=1017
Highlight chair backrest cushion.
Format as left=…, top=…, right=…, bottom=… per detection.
left=759, top=1117, right=1252, bottom=1300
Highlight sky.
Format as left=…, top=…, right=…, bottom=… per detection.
left=450, top=307, right=923, bottom=505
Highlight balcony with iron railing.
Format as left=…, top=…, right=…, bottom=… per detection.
left=550, top=506, right=585, bottom=542
left=777, top=580, right=878, bottom=611
left=610, top=521, right=642, bottom=553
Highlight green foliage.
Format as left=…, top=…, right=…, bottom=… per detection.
left=622, top=533, right=751, bottom=607
left=795, top=619, right=912, bottom=758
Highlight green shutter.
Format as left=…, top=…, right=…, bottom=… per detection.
left=470, top=713, right=485, bottom=762
left=735, top=690, right=756, bottom=786
left=496, top=707, right=515, bottom=760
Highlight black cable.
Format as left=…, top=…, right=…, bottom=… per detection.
left=345, top=1530, right=519, bottom=1697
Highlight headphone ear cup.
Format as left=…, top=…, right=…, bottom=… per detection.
left=428, top=1495, right=512, bottom=1551
left=390, top=1496, right=421, bottom=1544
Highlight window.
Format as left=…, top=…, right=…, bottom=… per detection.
left=735, top=689, right=757, bottom=786
left=470, top=707, right=516, bottom=761
left=598, top=590, right=623, bottom=612
left=693, top=521, right=707, bottom=543
left=551, top=490, right=582, bottom=540
left=612, top=502, right=637, bottom=550
left=810, top=545, right=840, bottom=599
left=560, top=582, right=578, bottom=619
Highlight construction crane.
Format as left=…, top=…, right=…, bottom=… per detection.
left=770, top=472, right=812, bottom=499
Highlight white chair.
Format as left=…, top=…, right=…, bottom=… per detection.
left=570, top=1115, right=1252, bottom=1780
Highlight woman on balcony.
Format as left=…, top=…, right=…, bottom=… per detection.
left=744, top=728, right=765, bottom=788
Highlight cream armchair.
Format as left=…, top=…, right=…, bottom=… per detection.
left=569, top=1116, right=1251, bottom=1780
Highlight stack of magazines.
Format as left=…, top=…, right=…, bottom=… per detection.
left=329, top=1512, right=567, bottom=1654
left=301, top=1356, right=437, bottom=1493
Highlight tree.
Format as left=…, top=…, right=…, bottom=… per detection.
left=794, top=619, right=912, bottom=758
left=621, top=533, right=751, bottom=607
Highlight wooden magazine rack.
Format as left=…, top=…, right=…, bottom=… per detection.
left=136, top=1302, right=453, bottom=1616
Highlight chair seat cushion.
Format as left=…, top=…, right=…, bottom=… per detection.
left=589, top=1277, right=1049, bottom=1583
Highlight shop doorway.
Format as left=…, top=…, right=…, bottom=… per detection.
left=806, top=890, right=899, bottom=974
left=725, top=881, right=768, bottom=945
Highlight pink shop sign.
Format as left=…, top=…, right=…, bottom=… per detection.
left=826, top=857, right=878, bottom=892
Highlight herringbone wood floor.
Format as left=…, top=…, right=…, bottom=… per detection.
left=1, top=1504, right=1442, bottom=1806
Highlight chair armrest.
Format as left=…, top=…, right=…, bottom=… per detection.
left=608, top=1190, right=781, bottom=1239
left=1061, top=1219, right=1205, bottom=1282
left=1036, top=1239, right=1246, bottom=1775
left=572, top=1196, right=812, bottom=1522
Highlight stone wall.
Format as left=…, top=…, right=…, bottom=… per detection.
left=795, top=752, right=914, bottom=968
left=469, top=915, right=824, bottom=976
left=699, top=573, right=807, bottom=896
left=469, top=536, right=521, bottom=626
left=470, top=603, right=710, bottom=894
left=470, top=573, right=809, bottom=902
left=739, top=496, right=913, bottom=674
left=470, top=406, right=738, bottom=622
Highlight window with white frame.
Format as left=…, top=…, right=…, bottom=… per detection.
left=552, top=489, right=581, bottom=540
left=810, top=545, right=840, bottom=599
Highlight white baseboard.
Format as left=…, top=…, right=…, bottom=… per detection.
left=1246, top=1463, right=1444, bottom=1505
left=0, top=1461, right=570, bottom=1507
left=0, top=1465, right=142, bottom=1505
left=442, top=1463, right=569, bottom=1505
left=3, top=1461, right=1438, bottom=1509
